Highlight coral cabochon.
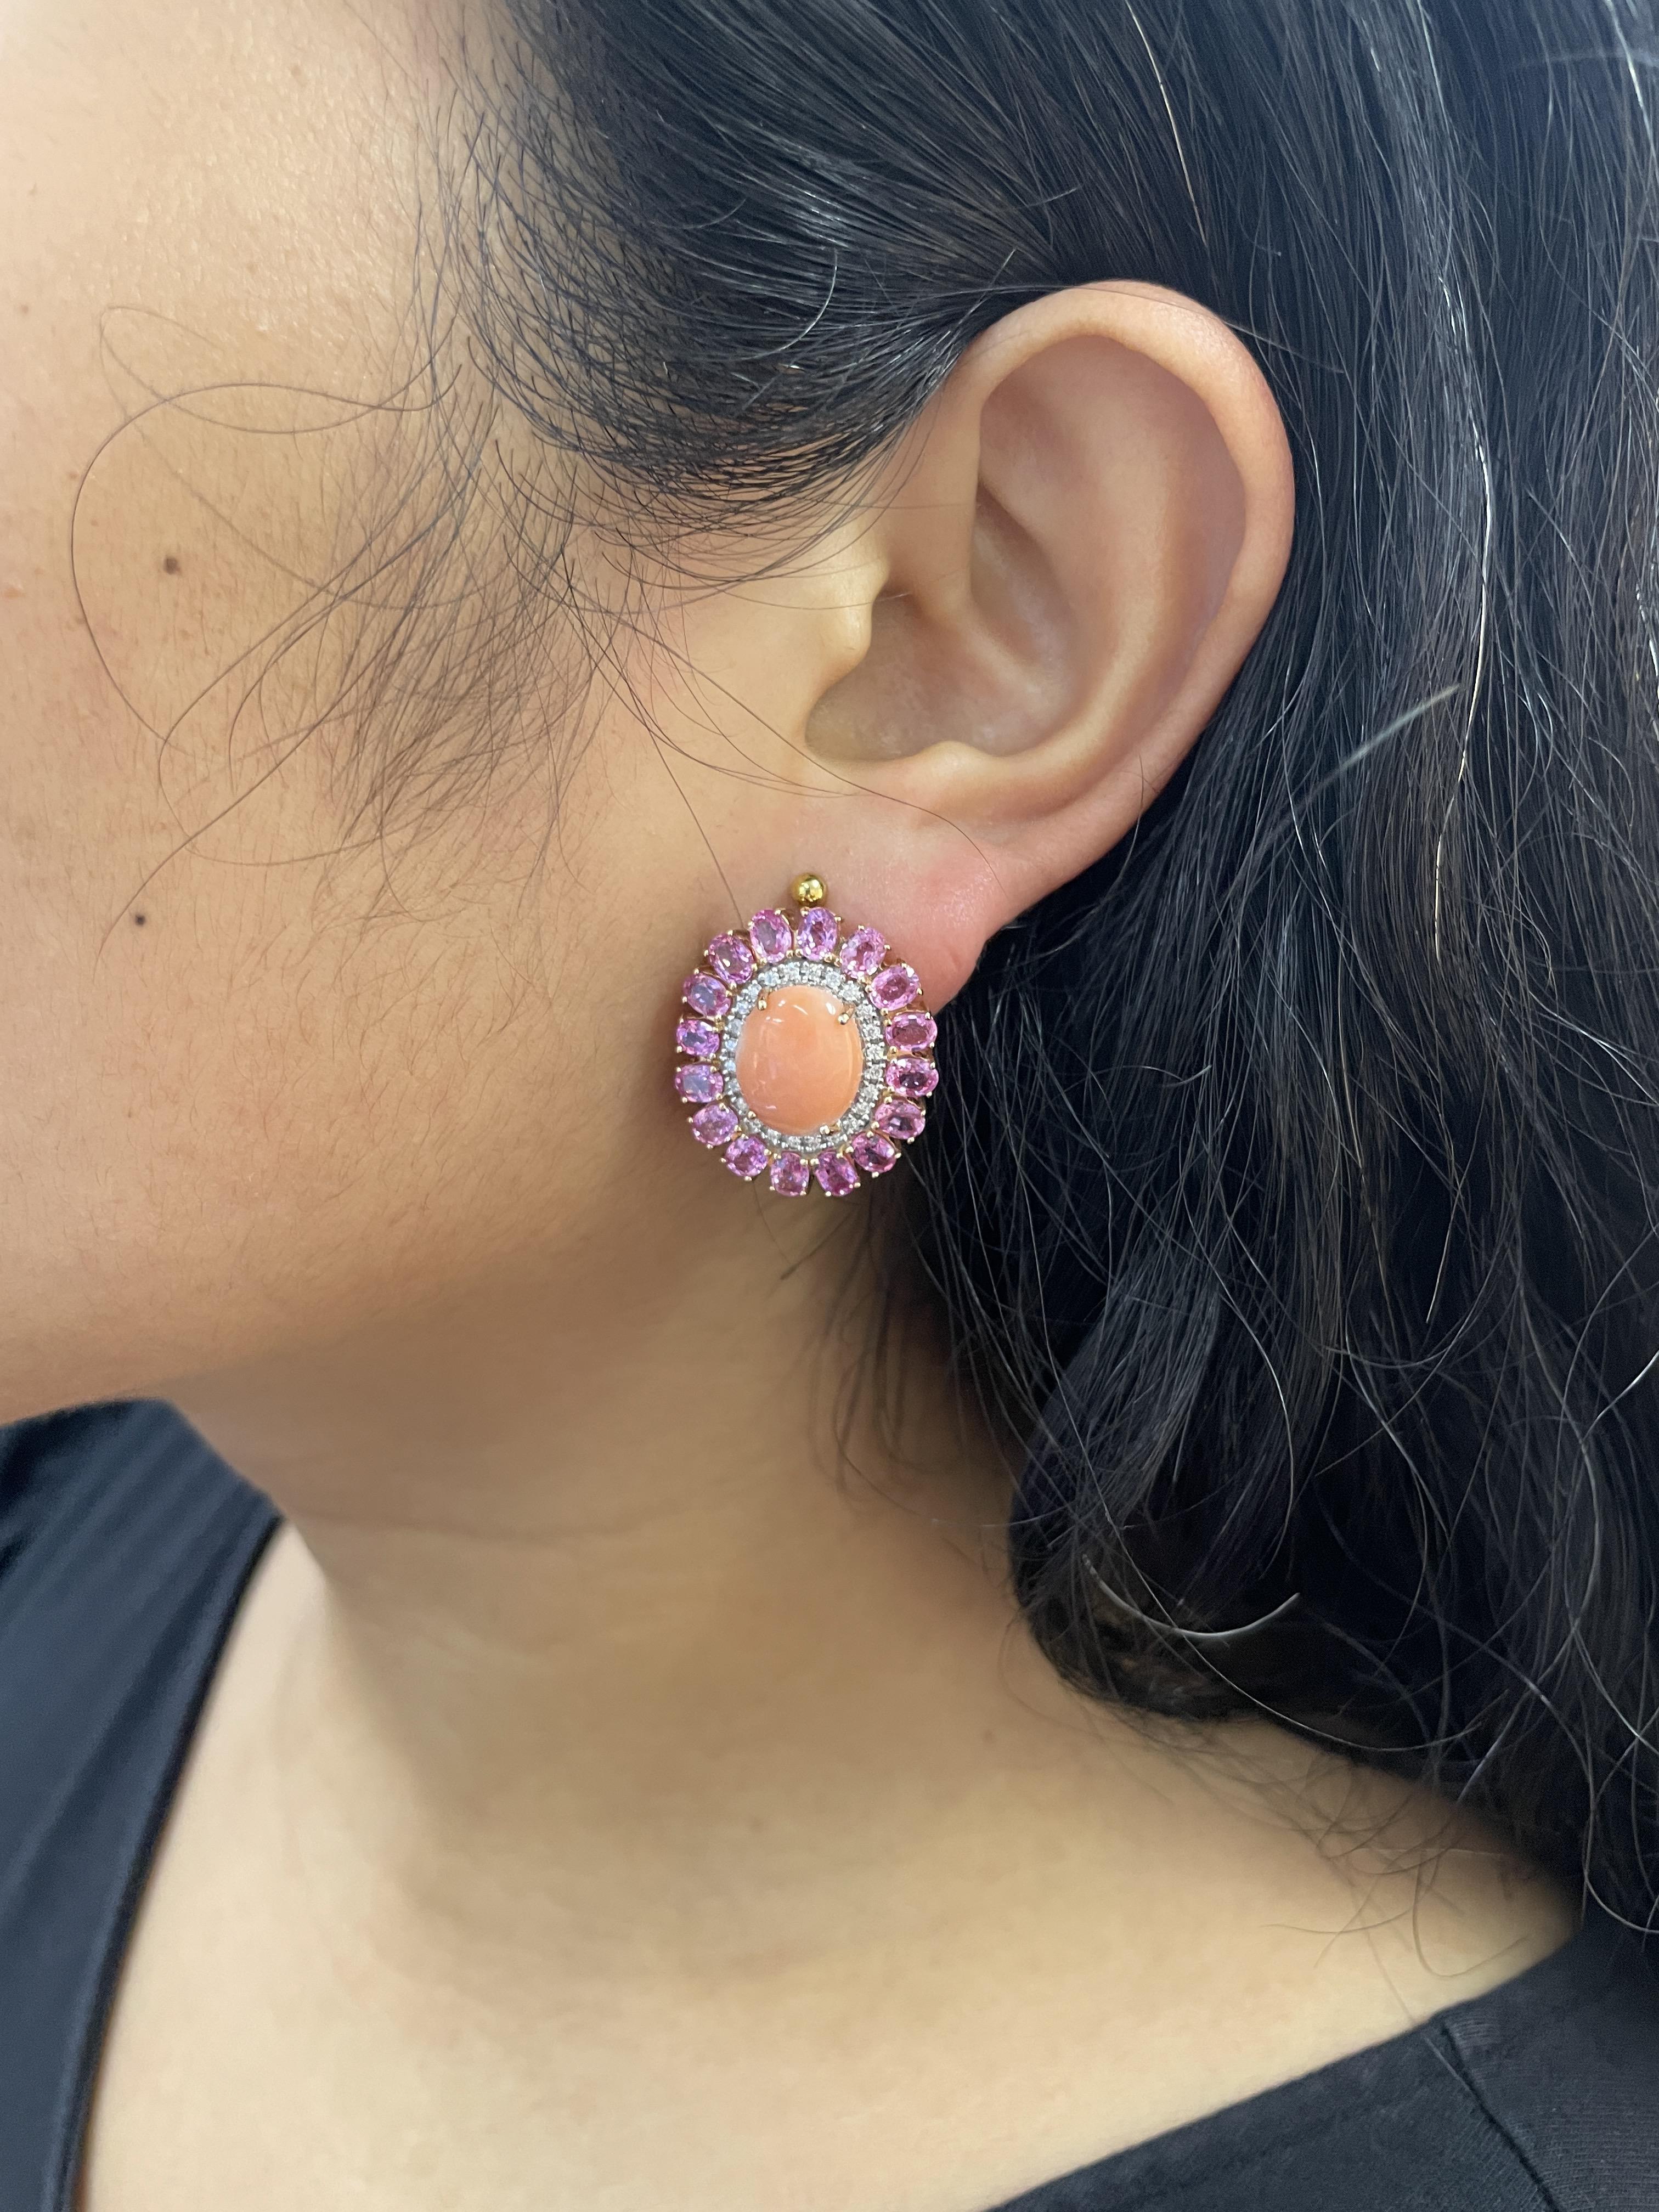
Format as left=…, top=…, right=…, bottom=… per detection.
left=673, top=874, right=938, bottom=1197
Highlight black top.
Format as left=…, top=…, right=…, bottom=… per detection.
left=2, top=1403, right=1657, bottom=2211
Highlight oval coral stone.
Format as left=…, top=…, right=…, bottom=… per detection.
left=735, top=985, right=864, bottom=1136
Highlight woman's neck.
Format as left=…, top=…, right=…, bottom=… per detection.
left=112, top=1200, right=1577, bottom=2212
left=160, top=1202, right=1092, bottom=1967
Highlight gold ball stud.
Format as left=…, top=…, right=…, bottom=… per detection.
left=789, top=872, right=827, bottom=909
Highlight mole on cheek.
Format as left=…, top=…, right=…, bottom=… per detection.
left=161, top=556, right=180, bottom=575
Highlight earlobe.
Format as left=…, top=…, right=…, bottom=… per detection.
left=794, top=281, right=1293, bottom=1005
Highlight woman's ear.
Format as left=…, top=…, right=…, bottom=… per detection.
left=651, top=281, right=1293, bottom=1007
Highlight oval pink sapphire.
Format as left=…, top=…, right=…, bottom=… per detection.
left=870, top=963, right=921, bottom=1011
left=690, top=1103, right=738, bottom=1147
left=676, top=1018, right=721, bottom=1059
left=837, top=926, right=886, bottom=979
left=813, top=1151, right=859, bottom=1197
left=769, top=1150, right=810, bottom=1197
left=748, top=909, right=793, bottom=961
left=794, top=906, right=838, bottom=960
left=675, top=1064, right=724, bottom=1104
left=885, top=1011, right=936, bottom=1052
left=888, top=1058, right=937, bottom=1099
left=849, top=1132, right=899, bottom=1176
left=682, top=972, right=731, bottom=1019
left=723, top=1135, right=769, bottom=1180
left=874, top=1098, right=925, bottom=1142
left=708, top=933, right=757, bottom=987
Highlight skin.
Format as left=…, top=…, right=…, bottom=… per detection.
left=0, top=2, right=1577, bottom=2208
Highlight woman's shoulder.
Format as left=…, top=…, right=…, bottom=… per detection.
left=0, top=1396, right=279, bottom=1875
left=0, top=1399, right=279, bottom=1766
left=1432, top=1898, right=1659, bottom=2203
left=0, top=1400, right=278, bottom=2212
left=0, top=1395, right=278, bottom=1839
left=1001, top=1900, right=1659, bottom=2211
left=0, top=1397, right=268, bottom=1581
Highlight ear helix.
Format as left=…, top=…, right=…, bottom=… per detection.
left=673, top=873, right=938, bottom=1197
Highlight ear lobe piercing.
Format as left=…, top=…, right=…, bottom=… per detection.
left=674, top=873, right=938, bottom=1195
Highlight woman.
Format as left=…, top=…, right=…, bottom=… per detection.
left=2, top=0, right=1656, bottom=2203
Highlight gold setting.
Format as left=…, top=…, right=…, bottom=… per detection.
left=788, top=871, right=827, bottom=909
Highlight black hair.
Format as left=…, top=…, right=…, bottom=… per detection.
left=453, top=0, right=1659, bottom=1930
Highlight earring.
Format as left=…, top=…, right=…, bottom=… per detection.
left=673, top=872, right=938, bottom=1196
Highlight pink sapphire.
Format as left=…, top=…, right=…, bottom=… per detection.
left=690, top=1103, right=738, bottom=1147
left=675, top=1063, right=724, bottom=1104
left=794, top=906, right=838, bottom=960
left=874, top=1098, right=925, bottom=1142
left=769, top=1150, right=810, bottom=1197
left=870, top=963, right=921, bottom=1011
left=682, top=972, right=731, bottom=1019
left=885, top=1011, right=936, bottom=1051
left=849, top=1132, right=899, bottom=1176
left=748, top=909, right=793, bottom=961
left=888, top=1057, right=938, bottom=1099
left=837, top=926, right=887, bottom=979
left=708, top=933, right=757, bottom=987
left=814, top=1150, right=859, bottom=1197
left=676, top=1018, right=721, bottom=1059
left=723, top=1135, right=769, bottom=1180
